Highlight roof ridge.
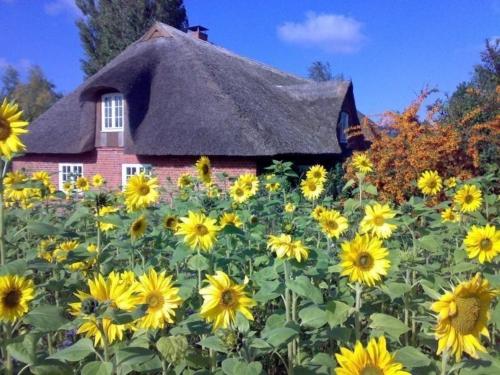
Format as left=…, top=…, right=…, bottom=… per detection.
left=153, top=22, right=307, bottom=83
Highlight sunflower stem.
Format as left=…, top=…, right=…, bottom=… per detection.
left=0, top=159, right=6, bottom=266
left=354, top=282, right=363, bottom=341
left=440, top=350, right=448, bottom=375
left=3, top=322, right=13, bottom=375
left=283, top=261, right=294, bottom=372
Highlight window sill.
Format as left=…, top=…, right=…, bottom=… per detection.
left=101, top=128, right=124, bottom=133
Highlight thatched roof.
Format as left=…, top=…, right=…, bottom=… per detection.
left=25, top=22, right=359, bottom=156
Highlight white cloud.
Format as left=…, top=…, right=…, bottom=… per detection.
left=277, top=12, right=366, bottom=54
left=44, top=0, right=82, bottom=18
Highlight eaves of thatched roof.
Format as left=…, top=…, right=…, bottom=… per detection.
left=25, top=22, right=358, bottom=156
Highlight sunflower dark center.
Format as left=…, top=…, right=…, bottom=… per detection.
left=3, top=289, right=21, bottom=308
left=132, top=220, right=143, bottom=231
left=0, top=117, right=12, bottom=141
left=236, top=188, right=244, bottom=196
left=451, top=296, right=481, bottom=334
left=464, top=194, right=473, bottom=204
left=307, top=181, right=317, bottom=191
left=361, top=366, right=383, bottom=375
left=221, top=290, right=235, bottom=307
left=326, top=220, right=338, bottom=230
left=139, top=185, right=150, bottom=195
left=427, top=180, right=437, bottom=189
left=373, top=215, right=385, bottom=226
left=201, top=164, right=209, bottom=175
left=313, top=171, right=322, bottom=178
left=146, top=292, right=163, bottom=309
left=357, top=252, right=374, bottom=270
left=195, top=224, right=208, bottom=236
left=165, top=217, right=176, bottom=228
left=480, top=238, right=492, bottom=251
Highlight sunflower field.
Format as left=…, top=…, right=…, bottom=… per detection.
left=0, top=98, right=499, bottom=375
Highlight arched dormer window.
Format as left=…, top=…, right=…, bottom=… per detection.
left=101, top=93, right=124, bottom=132
left=338, top=111, right=349, bottom=144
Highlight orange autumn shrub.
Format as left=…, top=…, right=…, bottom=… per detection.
left=345, top=91, right=474, bottom=203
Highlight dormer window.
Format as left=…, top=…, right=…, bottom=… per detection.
left=338, top=111, right=349, bottom=144
left=102, top=93, right=124, bottom=131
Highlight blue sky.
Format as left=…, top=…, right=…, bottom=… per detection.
left=0, top=0, right=498, bottom=117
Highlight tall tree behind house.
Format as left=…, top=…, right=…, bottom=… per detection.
left=76, top=0, right=189, bottom=77
left=0, top=65, right=20, bottom=99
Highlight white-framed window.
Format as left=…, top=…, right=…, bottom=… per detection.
left=338, top=111, right=349, bottom=144
left=59, top=163, right=83, bottom=190
left=121, top=164, right=152, bottom=188
left=102, top=93, right=124, bottom=131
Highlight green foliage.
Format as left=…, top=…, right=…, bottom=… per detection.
left=0, top=162, right=498, bottom=374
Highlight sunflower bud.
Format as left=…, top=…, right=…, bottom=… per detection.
left=81, top=297, right=99, bottom=315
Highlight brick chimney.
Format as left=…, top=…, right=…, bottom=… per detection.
left=187, top=25, right=208, bottom=41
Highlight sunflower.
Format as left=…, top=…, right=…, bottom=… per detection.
left=31, top=171, right=51, bottom=187
left=300, top=178, right=324, bottom=201
left=267, top=234, right=309, bottom=262
left=53, top=240, right=79, bottom=262
left=68, top=243, right=98, bottom=272
left=124, top=174, right=160, bottom=211
left=69, top=273, right=137, bottom=346
left=454, top=184, right=482, bottom=213
left=284, top=202, right=296, bottom=213
left=0, top=275, right=35, bottom=322
left=441, top=207, right=461, bottom=223
left=264, top=174, right=280, bottom=192
left=74, top=176, right=90, bottom=191
left=340, top=234, right=390, bottom=286
left=220, top=212, right=243, bottom=228
left=37, top=238, right=57, bottom=262
left=135, top=269, right=182, bottom=329
left=229, top=181, right=250, bottom=204
left=130, top=216, right=147, bottom=240
left=0, top=98, right=29, bottom=159
left=92, top=174, right=105, bottom=187
left=237, top=173, right=259, bottom=196
left=359, top=203, right=397, bottom=239
left=351, top=153, right=373, bottom=174
left=199, top=271, right=256, bottom=330
left=311, top=205, right=326, bottom=221
left=306, top=164, right=327, bottom=183
left=445, top=177, right=457, bottom=188
left=431, top=273, right=497, bottom=361
left=335, top=336, right=410, bottom=375
left=62, top=181, right=73, bottom=195
left=177, top=173, right=193, bottom=189
left=163, top=215, right=179, bottom=231
left=463, top=225, right=499, bottom=264
left=3, top=171, right=29, bottom=203
left=97, top=206, right=118, bottom=232
left=318, top=210, right=348, bottom=239
left=196, top=156, right=212, bottom=184
left=176, top=211, right=219, bottom=252
left=417, top=170, right=442, bottom=195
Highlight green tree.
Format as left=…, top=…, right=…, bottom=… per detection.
left=308, top=61, right=345, bottom=82
left=0, top=65, right=20, bottom=99
left=442, top=38, right=499, bottom=170
left=11, top=65, right=61, bottom=121
left=76, top=0, right=189, bottom=77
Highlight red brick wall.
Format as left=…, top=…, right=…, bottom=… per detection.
left=12, top=148, right=257, bottom=191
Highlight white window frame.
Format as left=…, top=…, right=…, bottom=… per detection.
left=121, top=164, right=152, bottom=188
left=338, top=111, right=349, bottom=144
left=58, top=163, right=83, bottom=191
left=101, top=93, right=124, bottom=132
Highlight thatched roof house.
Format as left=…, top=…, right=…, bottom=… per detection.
left=14, top=22, right=369, bottom=189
